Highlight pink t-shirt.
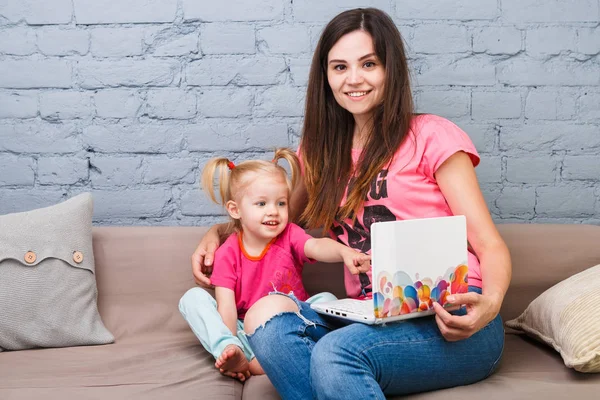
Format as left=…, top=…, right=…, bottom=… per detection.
left=304, top=114, right=483, bottom=298
left=210, top=223, right=312, bottom=319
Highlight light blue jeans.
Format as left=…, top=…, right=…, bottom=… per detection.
left=178, top=287, right=337, bottom=362
left=246, top=286, right=504, bottom=400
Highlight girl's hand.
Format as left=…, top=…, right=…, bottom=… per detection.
left=191, top=226, right=221, bottom=288
left=343, top=252, right=371, bottom=275
left=432, top=291, right=502, bottom=341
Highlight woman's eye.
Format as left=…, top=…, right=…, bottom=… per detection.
left=364, top=61, right=376, bottom=68
left=334, top=64, right=346, bottom=71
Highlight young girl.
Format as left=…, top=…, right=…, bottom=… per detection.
left=179, top=148, right=370, bottom=382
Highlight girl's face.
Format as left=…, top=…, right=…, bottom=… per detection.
left=326, top=30, right=385, bottom=120
left=230, top=172, right=289, bottom=244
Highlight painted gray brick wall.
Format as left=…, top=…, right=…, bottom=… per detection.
left=0, top=0, right=599, bottom=226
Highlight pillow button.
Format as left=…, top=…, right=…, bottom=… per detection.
left=24, top=251, right=37, bottom=264
left=73, top=251, right=84, bottom=264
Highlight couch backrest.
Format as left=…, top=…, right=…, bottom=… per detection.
left=92, top=224, right=600, bottom=338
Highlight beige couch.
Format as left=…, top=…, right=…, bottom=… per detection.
left=2, top=224, right=600, bottom=399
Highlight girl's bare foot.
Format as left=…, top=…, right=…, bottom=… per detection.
left=215, top=345, right=250, bottom=381
left=249, top=358, right=265, bottom=375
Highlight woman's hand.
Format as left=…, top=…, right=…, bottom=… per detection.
left=432, top=291, right=502, bottom=341
left=191, top=226, right=222, bottom=288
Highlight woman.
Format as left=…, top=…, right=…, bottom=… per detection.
left=188, top=8, right=511, bottom=400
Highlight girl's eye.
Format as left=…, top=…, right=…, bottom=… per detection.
left=278, top=201, right=287, bottom=206
left=257, top=201, right=266, bottom=206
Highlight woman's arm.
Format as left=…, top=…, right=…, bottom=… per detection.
left=304, top=237, right=371, bottom=275
left=432, top=151, right=512, bottom=341
left=191, top=223, right=231, bottom=287
left=215, top=286, right=239, bottom=336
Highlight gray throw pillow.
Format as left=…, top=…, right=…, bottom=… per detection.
left=0, top=193, right=114, bottom=351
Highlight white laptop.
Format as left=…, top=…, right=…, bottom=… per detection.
left=311, top=215, right=469, bottom=325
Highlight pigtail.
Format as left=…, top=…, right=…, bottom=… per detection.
left=201, top=157, right=232, bottom=206
left=272, top=148, right=301, bottom=192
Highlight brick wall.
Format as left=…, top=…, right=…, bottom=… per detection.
left=0, top=0, right=598, bottom=225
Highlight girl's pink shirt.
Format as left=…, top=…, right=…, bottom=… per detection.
left=300, top=114, right=483, bottom=298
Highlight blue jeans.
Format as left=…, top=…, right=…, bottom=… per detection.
left=247, top=286, right=504, bottom=400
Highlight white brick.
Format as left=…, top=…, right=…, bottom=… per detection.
left=255, top=86, right=305, bottom=117
left=180, top=189, right=224, bottom=216
left=183, top=0, right=283, bottom=22
left=197, top=88, right=253, bottom=117
left=92, top=189, right=171, bottom=219
left=187, top=57, right=286, bottom=86
left=37, top=28, right=89, bottom=56
left=525, top=89, right=577, bottom=120
left=146, top=89, right=197, bottom=120
left=415, top=56, right=495, bottom=86
left=257, top=24, right=311, bottom=54
left=40, top=91, right=92, bottom=119
left=78, top=60, right=180, bottom=89
left=90, top=28, right=145, bottom=57
left=495, top=187, right=536, bottom=218
left=89, top=156, right=143, bottom=187
left=0, top=122, right=80, bottom=153
left=0, top=92, right=38, bottom=118
left=473, top=27, right=522, bottom=55
left=412, top=24, right=470, bottom=54
left=497, top=58, right=599, bottom=86
left=415, top=90, right=470, bottom=118
left=38, top=157, right=88, bottom=185
left=394, top=0, right=497, bottom=20
left=499, top=123, right=600, bottom=152
left=143, top=157, right=197, bottom=184
left=0, top=0, right=72, bottom=25
left=506, top=156, right=558, bottom=184
left=472, top=91, right=522, bottom=120
left=579, top=92, right=600, bottom=121
left=577, top=28, right=600, bottom=55
left=502, top=0, right=599, bottom=23
left=200, top=23, right=255, bottom=54
left=0, top=155, right=35, bottom=186
left=94, top=89, right=143, bottom=119
left=184, top=121, right=289, bottom=151
left=74, top=0, right=177, bottom=24
left=0, top=27, right=37, bottom=55
left=563, top=156, right=600, bottom=181
left=82, top=123, right=183, bottom=153
left=288, top=57, right=311, bottom=86
left=150, top=32, right=199, bottom=56
left=475, top=156, right=502, bottom=184
left=0, top=59, right=72, bottom=89
left=453, top=121, right=497, bottom=153
left=536, top=186, right=596, bottom=217
left=526, top=28, right=577, bottom=56
left=293, top=0, right=391, bottom=22
left=0, top=190, right=65, bottom=215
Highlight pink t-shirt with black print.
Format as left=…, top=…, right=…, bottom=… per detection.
left=302, top=114, right=483, bottom=299
left=210, top=223, right=312, bottom=319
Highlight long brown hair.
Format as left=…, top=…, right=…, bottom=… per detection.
left=201, top=148, right=300, bottom=231
left=300, top=8, right=414, bottom=231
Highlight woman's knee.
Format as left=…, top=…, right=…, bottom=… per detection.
left=243, top=294, right=298, bottom=335
left=178, top=287, right=214, bottom=315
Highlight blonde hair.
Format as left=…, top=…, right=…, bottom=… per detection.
left=201, top=148, right=301, bottom=231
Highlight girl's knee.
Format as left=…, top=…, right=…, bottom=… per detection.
left=243, top=294, right=298, bottom=336
left=178, top=287, right=214, bottom=314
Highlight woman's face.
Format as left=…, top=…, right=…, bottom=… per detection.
left=326, top=30, right=385, bottom=119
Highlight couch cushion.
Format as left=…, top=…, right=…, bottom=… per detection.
left=0, top=193, right=113, bottom=351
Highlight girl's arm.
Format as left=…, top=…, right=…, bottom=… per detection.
left=304, top=237, right=371, bottom=275
left=215, top=286, right=239, bottom=336
left=432, top=151, right=512, bottom=341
